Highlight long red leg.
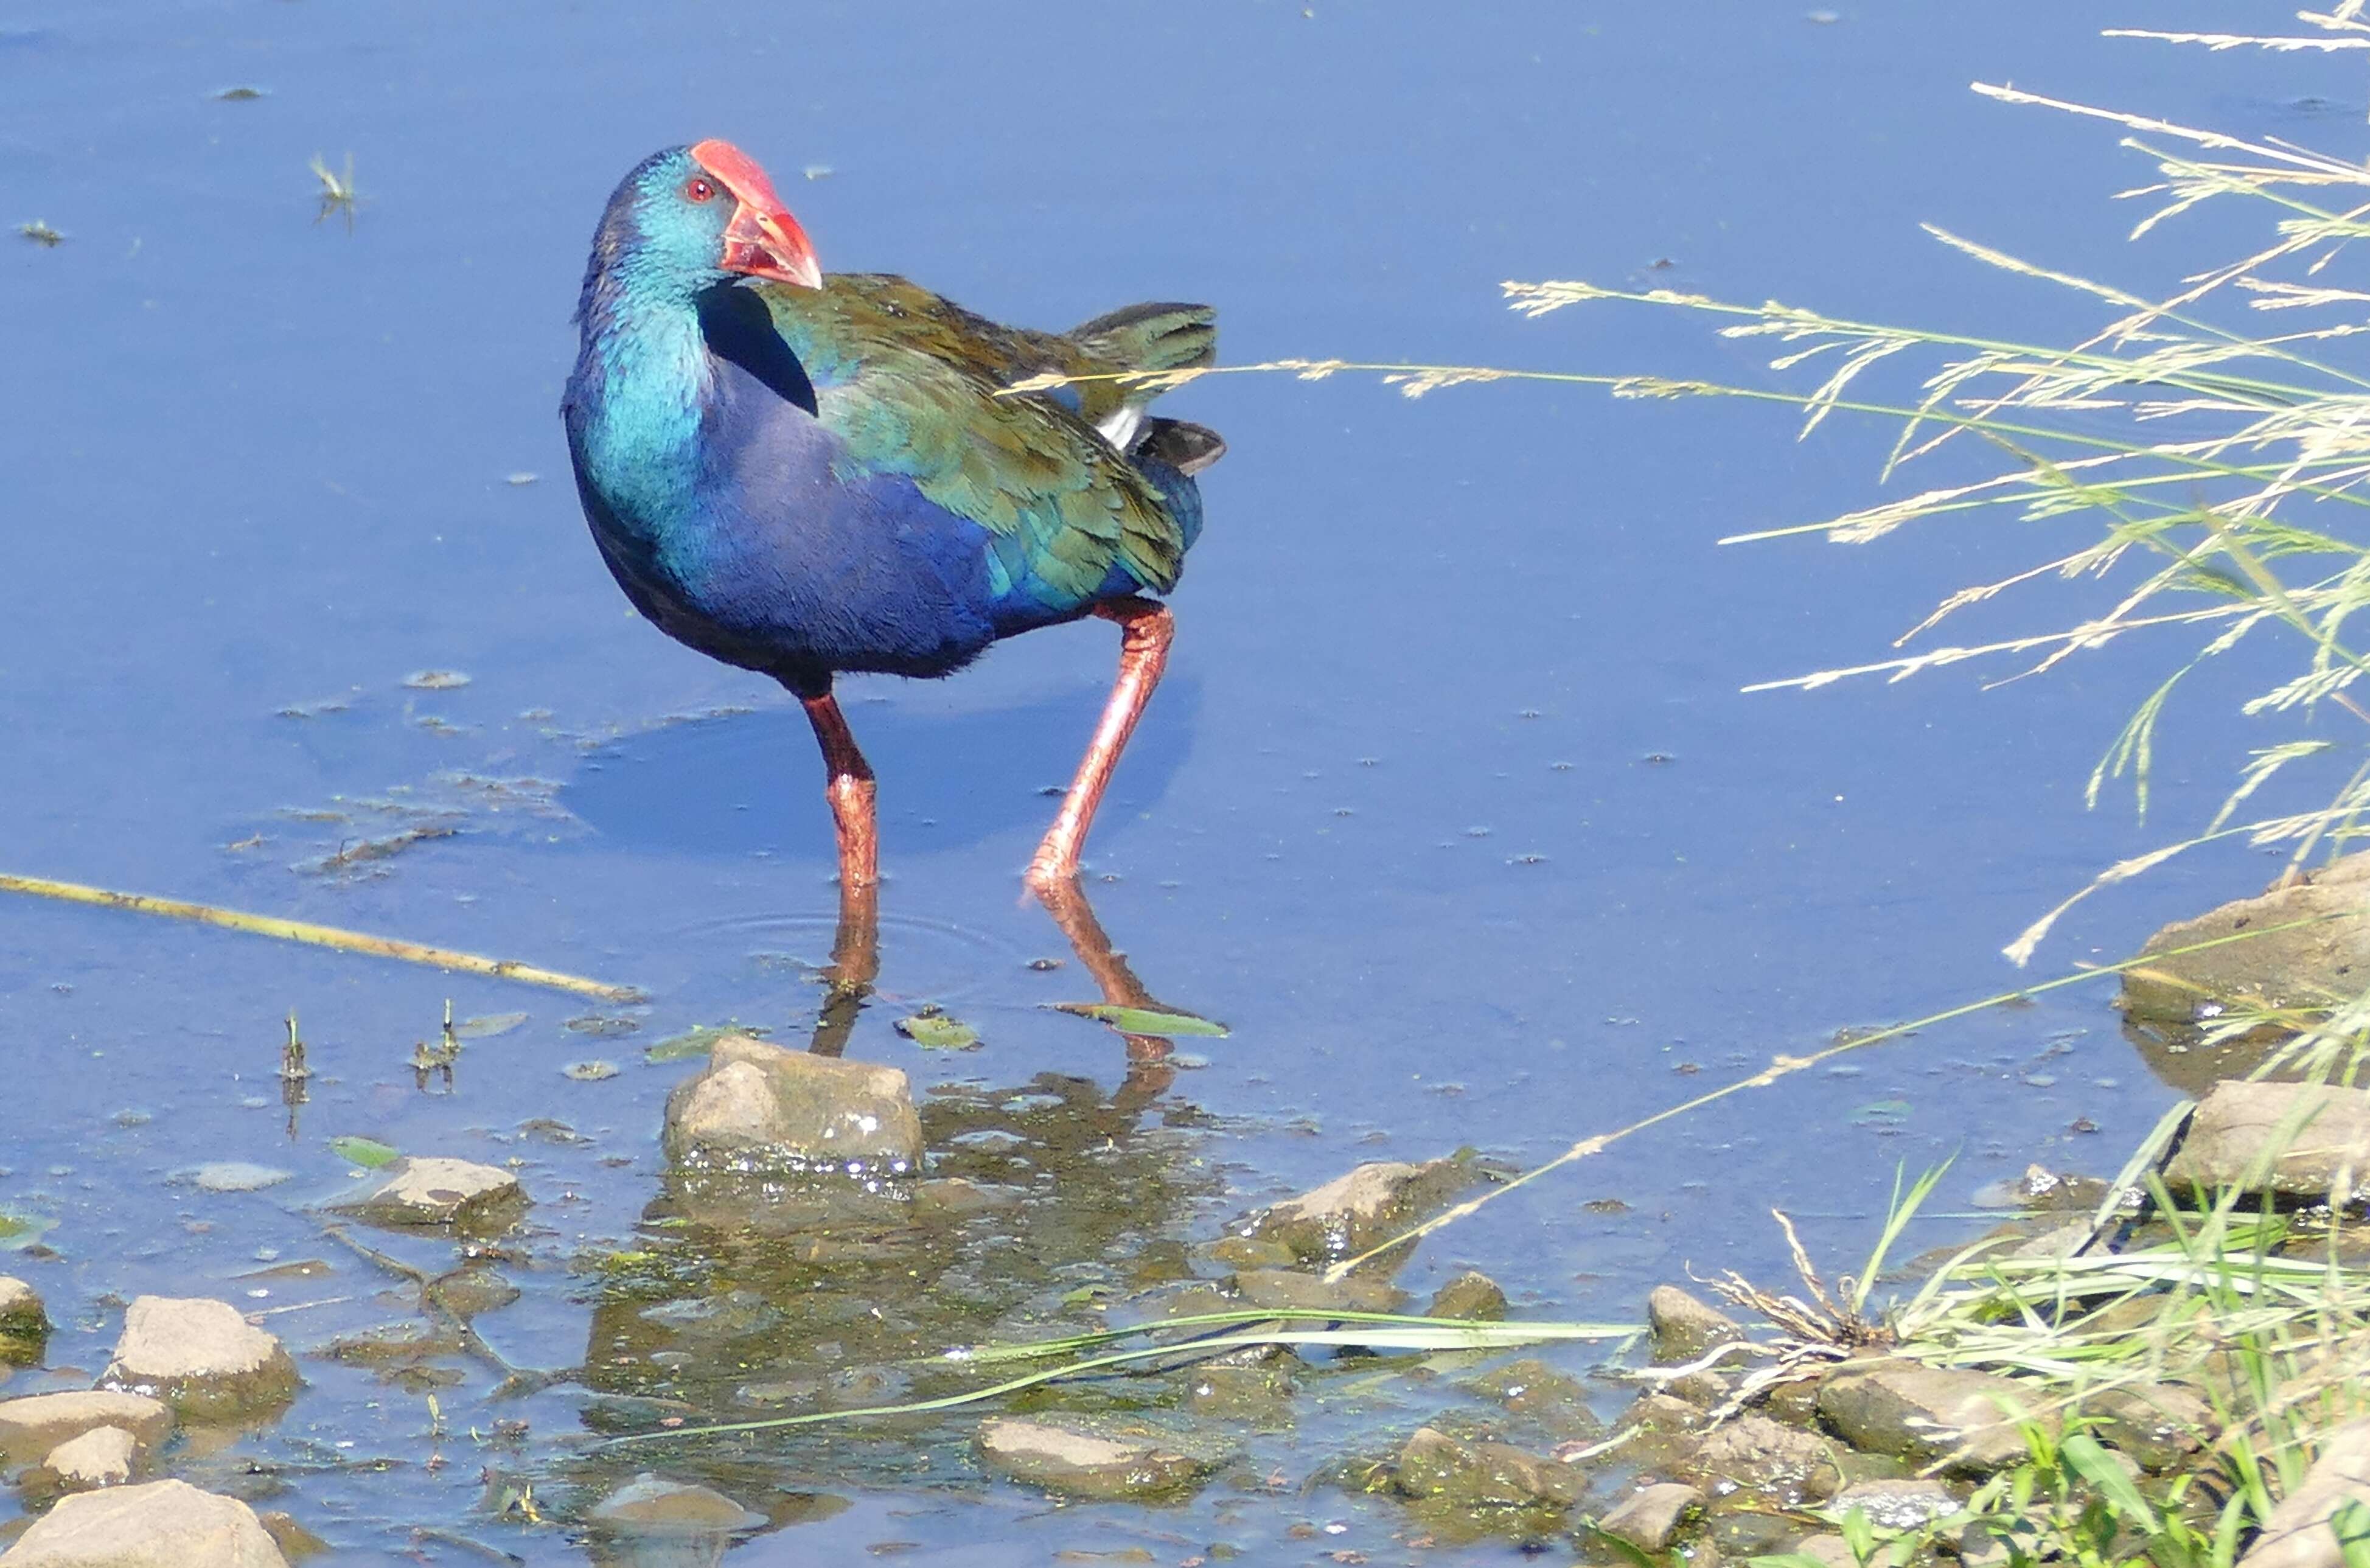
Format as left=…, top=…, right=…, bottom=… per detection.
left=801, top=689, right=879, bottom=891
left=1026, top=597, right=1173, bottom=890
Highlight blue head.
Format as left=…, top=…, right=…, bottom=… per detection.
left=577, top=141, right=821, bottom=327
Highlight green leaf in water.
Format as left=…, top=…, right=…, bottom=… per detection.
left=328, top=1136, right=400, bottom=1169
left=1048, top=1003, right=1230, bottom=1037
left=894, top=1007, right=980, bottom=1051
left=455, top=1011, right=528, bottom=1039
left=0, top=1209, right=56, bottom=1251
left=644, top=1022, right=769, bottom=1063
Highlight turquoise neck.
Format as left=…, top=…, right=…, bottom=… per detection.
left=578, top=280, right=712, bottom=535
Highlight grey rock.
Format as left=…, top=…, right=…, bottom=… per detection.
left=1816, top=1361, right=2052, bottom=1475
left=1681, top=1413, right=1841, bottom=1505
left=1829, top=1477, right=1960, bottom=1530
left=1393, top=1426, right=1581, bottom=1508
left=326, top=1157, right=524, bottom=1228
left=1426, top=1270, right=1508, bottom=1321
left=99, top=1297, right=300, bottom=1422
left=1230, top=1268, right=1404, bottom=1314
left=30, top=1425, right=138, bottom=1493
left=663, top=1035, right=922, bottom=1174
left=2122, top=853, right=2370, bottom=1026
left=0, top=1392, right=173, bottom=1465
left=1648, top=1285, right=1743, bottom=1363
left=975, top=1415, right=1229, bottom=1500
left=1595, top=1482, right=1705, bottom=1552
left=2239, top=1416, right=2370, bottom=1568
left=0, top=1479, right=288, bottom=1567
left=2086, top=1380, right=2213, bottom=1472
left=2164, top=1081, right=2370, bottom=1204
left=1240, top=1159, right=1475, bottom=1264
left=586, top=1472, right=766, bottom=1535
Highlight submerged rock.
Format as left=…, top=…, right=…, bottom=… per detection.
left=1464, top=1358, right=1602, bottom=1443
left=1392, top=1426, right=1582, bottom=1509
left=975, top=1415, right=1231, bottom=1500
left=1230, top=1269, right=1403, bottom=1314
left=2122, top=854, right=2370, bottom=1027
left=586, top=1472, right=767, bottom=1536
left=0, top=1391, right=174, bottom=1465
left=1426, top=1270, right=1508, bottom=1321
left=1239, top=1159, right=1476, bottom=1264
left=326, top=1157, right=524, bottom=1229
left=1817, top=1361, right=2052, bottom=1476
left=1828, top=1477, right=1960, bottom=1531
left=99, top=1297, right=300, bottom=1422
left=2164, top=1081, right=2370, bottom=1205
left=29, top=1424, right=138, bottom=1493
left=1647, top=1286, right=1743, bottom=1363
left=1594, top=1482, right=1704, bottom=1551
left=0, top=1479, right=289, bottom=1567
left=663, top=1035, right=922, bottom=1174
left=2239, top=1416, right=2370, bottom=1568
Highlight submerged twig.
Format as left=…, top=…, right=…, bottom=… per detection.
left=0, top=872, right=640, bottom=1002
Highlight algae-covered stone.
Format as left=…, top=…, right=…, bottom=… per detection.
left=0, top=1392, right=173, bottom=1465
left=2164, top=1081, right=2370, bottom=1204
left=1465, top=1358, right=1602, bottom=1442
left=1595, top=1482, right=1704, bottom=1552
left=0, top=1479, right=288, bottom=1567
left=1393, top=1426, right=1582, bottom=1509
left=663, top=1035, right=922, bottom=1174
left=2122, top=854, right=2370, bottom=1026
left=326, top=1157, right=523, bottom=1228
left=1817, top=1361, right=2051, bottom=1476
left=1239, top=1159, right=1476, bottom=1264
left=1680, top=1413, right=1841, bottom=1505
left=0, top=1276, right=47, bottom=1358
left=1647, top=1285, right=1742, bottom=1364
left=1230, top=1269, right=1403, bottom=1315
left=100, top=1297, right=299, bottom=1422
left=1426, top=1270, right=1508, bottom=1321
left=975, top=1415, right=1231, bottom=1500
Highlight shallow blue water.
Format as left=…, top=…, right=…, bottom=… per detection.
left=2, top=2, right=2358, bottom=1561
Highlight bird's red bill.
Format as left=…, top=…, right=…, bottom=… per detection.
left=691, top=138, right=822, bottom=289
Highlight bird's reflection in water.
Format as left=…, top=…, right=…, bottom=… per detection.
left=799, top=870, right=1192, bottom=1103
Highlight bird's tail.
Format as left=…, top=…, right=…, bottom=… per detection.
left=1067, top=302, right=1217, bottom=377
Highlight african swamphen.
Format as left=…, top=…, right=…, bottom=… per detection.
left=562, top=141, right=1222, bottom=892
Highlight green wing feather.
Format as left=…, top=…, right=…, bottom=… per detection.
left=753, top=276, right=1213, bottom=603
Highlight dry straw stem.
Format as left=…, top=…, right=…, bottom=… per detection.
left=1321, top=918, right=2338, bottom=1283
left=0, top=871, right=641, bottom=1003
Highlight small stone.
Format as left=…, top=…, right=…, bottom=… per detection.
left=1816, top=1361, right=2053, bottom=1476
left=1465, top=1357, right=1602, bottom=1440
left=1230, top=1269, right=1404, bottom=1314
left=424, top=1267, right=521, bottom=1320
left=29, top=1426, right=138, bottom=1492
left=1595, top=1482, right=1705, bottom=1551
left=1392, top=1426, right=1581, bottom=1509
left=975, top=1416, right=1229, bottom=1500
left=1425, top=1270, right=1508, bottom=1321
left=2164, top=1081, right=2370, bottom=1204
left=1202, top=1235, right=1297, bottom=1270
left=1648, top=1285, right=1743, bottom=1363
left=913, top=1177, right=1020, bottom=1219
left=587, top=1472, right=766, bottom=1535
left=2238, top=1416, right=2370, bottom=1568
left=326, top=1156, right=524, bottom=1228
left=2086, top=1381, right=2213, bottom=1472
left=0, top=1392, right=173, bottom=1464
left=0, top=1479, right=289, bottom=1567
left=99, top=1297, right=300, bottom=1421
left=1790, top=1533, right=1861, bottom=1568
left=663, top=1036, right=923, bottom=1174
left=2122, top=852, right=2370, bottom=1027
left=1240, top=1159, right=1476, bottom=1263
left=0, top=1275, right=47, bottom=1359
left=1828, top=1477, right=1960, bottom=1530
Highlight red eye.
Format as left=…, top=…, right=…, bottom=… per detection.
left=685, top=176, right=716, bottom=203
